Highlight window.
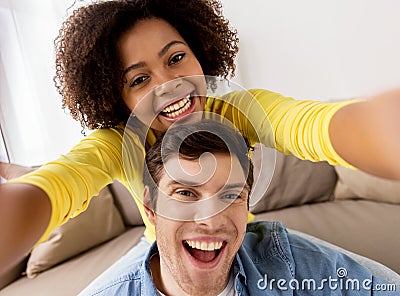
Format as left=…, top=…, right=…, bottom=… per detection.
left=0, top=125, right=9, bottom=183
left=0, top=126, right=9, bottom=163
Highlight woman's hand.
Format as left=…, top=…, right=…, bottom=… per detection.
left=330, top=88, right=400, bottom=180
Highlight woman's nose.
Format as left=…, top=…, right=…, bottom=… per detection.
left=154, top=77, right=183, bottom=97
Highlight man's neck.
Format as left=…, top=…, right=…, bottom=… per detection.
left=150, top=253, right=187, bottom=296
left=150, top=253, right=230, bottom=296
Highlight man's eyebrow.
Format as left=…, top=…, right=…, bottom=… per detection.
left=166, top=179, right=200, bottom=187
left=221, top=183, right=249, bottom=191
left=122, top=40, right=185, bottom=78
left=166, top=180, right=247, bottom=190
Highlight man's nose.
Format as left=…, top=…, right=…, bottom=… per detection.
left=154, top=77, right=183, bottom=97
left=193, top=198, right=228, bottom=227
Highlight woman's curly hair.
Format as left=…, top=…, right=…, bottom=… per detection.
left=54, top=0, right=239, bottom=130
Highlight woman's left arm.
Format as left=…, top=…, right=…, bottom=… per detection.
left=329, top=88, right=400, bottom=180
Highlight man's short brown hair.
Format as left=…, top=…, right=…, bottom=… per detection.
left=143, top=120, right=254, bottom=209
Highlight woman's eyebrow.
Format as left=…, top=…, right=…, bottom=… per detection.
left=122, top=40, right=186, bottom=77
left=158, top=40, right=185, bottom=57
left=123, top=62, right=146, bottom=77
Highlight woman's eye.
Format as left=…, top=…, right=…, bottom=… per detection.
left=130, top=75, right=149, bottom=87
left=169, top=53, right=185, bottom=65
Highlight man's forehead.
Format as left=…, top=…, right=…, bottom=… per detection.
left=160, top=153, right=246, bottom=188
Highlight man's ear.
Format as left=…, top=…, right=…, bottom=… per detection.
left=143, top=186, right=156, bottom=226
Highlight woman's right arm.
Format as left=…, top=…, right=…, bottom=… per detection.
left=0, top=183, right=51, bottom=276
left=0, top=126, right=135, bottom=277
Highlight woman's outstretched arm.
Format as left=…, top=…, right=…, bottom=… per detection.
left=0, top=183, right=51, bottom=276
left=330, top=88, right=400, bottom=180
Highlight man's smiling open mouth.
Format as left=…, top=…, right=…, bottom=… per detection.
left=183, top=239, right=227, bottom=268
left=160, top=93, right=196, bottom=121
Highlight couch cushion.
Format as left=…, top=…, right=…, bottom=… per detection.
left=109, top=181, right=143, bottom=226
left=26, top=187, right=125, bottom=278
left=250, top=145, right=337, bottom=213
left=0, top=162, right=36, bottom=179
left=0, top=227, right=145, bottom=296
left=334, top=166, right=400, bottom=204
left=254, top=199, right=400, bottom=274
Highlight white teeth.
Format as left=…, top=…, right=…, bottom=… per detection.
left=185, top=240, right=223, bottom=251
left=162, top=95, right=192, bottom=118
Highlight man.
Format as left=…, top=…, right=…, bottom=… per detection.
left=92, top=120, right=396, bottom=295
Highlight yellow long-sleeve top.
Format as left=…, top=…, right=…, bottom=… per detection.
left=9, top=89, right=357, bottom=243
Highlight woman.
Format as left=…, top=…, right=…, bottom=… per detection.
left=0, top=0, right=399, bottom=281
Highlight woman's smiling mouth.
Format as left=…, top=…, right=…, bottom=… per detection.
left=159, top=94, right=196, bottom=121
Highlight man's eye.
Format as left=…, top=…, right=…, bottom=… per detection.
left=130, top=76, right=149, bottom=87
left=222, top=194, right=241, bottom=200
left=169, top=53, right=185, bottom=65
left=176, top=190, right=195, bottom=197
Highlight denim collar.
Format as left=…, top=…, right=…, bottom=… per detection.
left=140, top=242, right=160, bottom=296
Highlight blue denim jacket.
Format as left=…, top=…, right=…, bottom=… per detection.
left=89, top=222, right=397, bottom=295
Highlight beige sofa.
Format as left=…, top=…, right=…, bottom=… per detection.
left=1, top=148, right=399, bottom=295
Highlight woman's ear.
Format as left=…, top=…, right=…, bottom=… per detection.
left=143, top=186, right=156, bottom=226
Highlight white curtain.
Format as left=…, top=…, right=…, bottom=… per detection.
left=0, top=0, right=83, bottom=165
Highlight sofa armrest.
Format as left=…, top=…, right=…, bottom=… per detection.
left=288, top=228, right=400, bottom=284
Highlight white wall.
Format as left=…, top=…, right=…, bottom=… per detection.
left=222, top=0, right=400, bottom=100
